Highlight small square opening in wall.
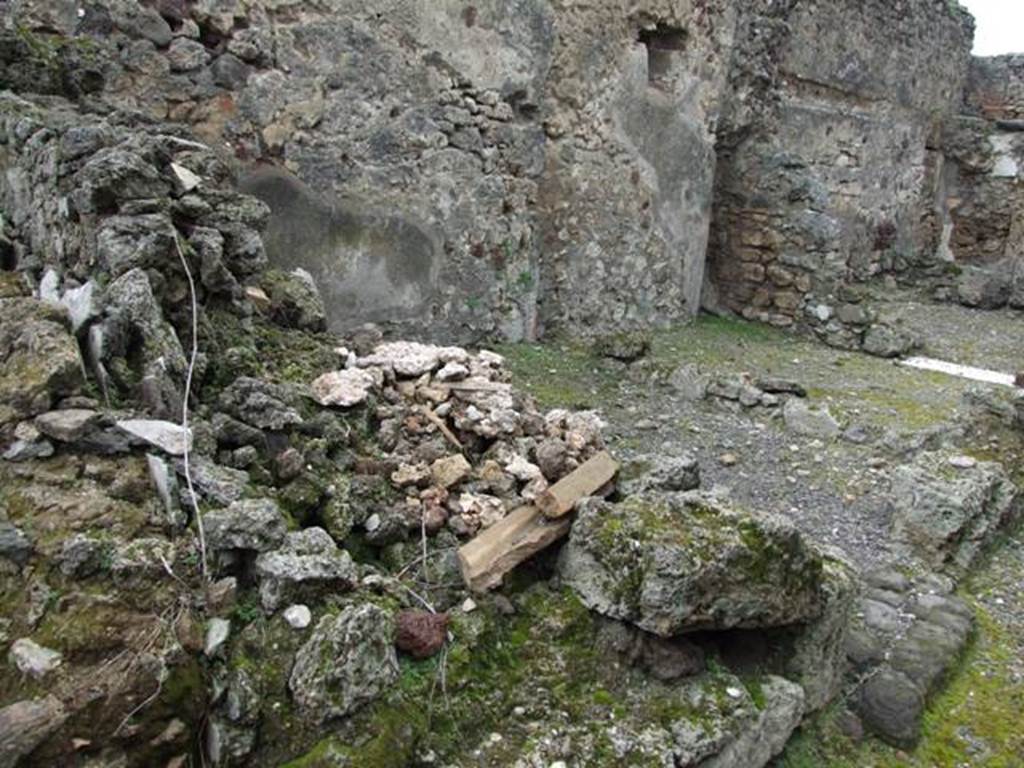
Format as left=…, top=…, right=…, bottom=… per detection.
left=638, top=24, right=687, bottom=85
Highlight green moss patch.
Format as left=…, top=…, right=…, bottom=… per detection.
left=499, top=314, right=973, bottom=436
left=282, top=586, right=753, bottom=767
left=777, top=603, right=1024, bottom=768
left=201, top=309, right=339, bottom=393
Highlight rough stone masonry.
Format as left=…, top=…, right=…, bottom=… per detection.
left=5, top=0, right=1017, bottom=349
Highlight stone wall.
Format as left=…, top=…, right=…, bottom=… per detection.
left=965, top=55, right=1024, bottom=121
left=705, top=0, right=974, bottom=338
left=941, top=115, right=1023, bottom=265
left=935, top=56, right=1024, bottom=310
left=2, top=0, right=749, bottom=342
left=0, top=89, right=273, bottom=422
left=0, top=0, right=1001, bottom=345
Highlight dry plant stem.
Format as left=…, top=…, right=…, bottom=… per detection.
left=174, top=232, right=208, bottom=582
left=401, top=583, right=436, bottom=614
left=421, top=511, right=430, bottom=584
left=113, top=675, right=164, bottom=737
left=395, top=547, right=457, bottom=579
left=421, top=405, right=463, bottom=450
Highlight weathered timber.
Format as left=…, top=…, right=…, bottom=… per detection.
left=537, top=450, right=619, bottom=519
left=457, top=505, right=573, bottom=592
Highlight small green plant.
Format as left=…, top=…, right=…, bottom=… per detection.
left=231, top=593, right=262, bottom=625
left=181, top=550, right=200, bottom=571
left=514, top=269, right=534, bottom=292
left=97, top=542, right=116, bottom=572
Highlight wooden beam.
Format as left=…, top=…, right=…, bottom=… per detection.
left=537, top=450, right=619, bottom=519
left=457, top=505, right=573, bottom=592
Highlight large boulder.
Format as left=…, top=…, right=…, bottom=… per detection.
left=699, top=676, right=805, bottom=768
left=205, top=499, right=288, bottom=553
left=260, top=268, right=327, bottom=332
left=288, top=604, right=398, bottom=722
left=559, top=493, right=824, bottom=636
left=956, top=263, right=1011, bottom=309
left=0, top=297, right=82, bottom=427
left=889, top=452, right=1019, bottom=571
left=508, top=668, right=803, bottom=768
left=781, top=553, right=858, bottom=712
left=856, top=668, right=924, bottom=749
left=254, top=527, right=358, bottom=611
left=848, top=569, right=975, bottom=748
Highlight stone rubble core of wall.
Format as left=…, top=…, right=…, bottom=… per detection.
left=4, top=0, right=1019, bottom=354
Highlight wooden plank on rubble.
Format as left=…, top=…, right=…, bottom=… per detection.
left=537, top=450, right=619, bottom=519
left=457, top=505, right=573, bottom=593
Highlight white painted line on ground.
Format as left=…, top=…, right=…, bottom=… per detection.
left=899, top=356, right=1017, bottom=388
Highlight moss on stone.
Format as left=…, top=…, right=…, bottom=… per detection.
left=279, top=584, right=759, bottom=766
left=202, top=309, right=338, bottom=393
left=777, top=602, right=1023, bottom=768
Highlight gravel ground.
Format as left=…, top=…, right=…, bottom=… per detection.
left=605, top=397, right=899, bottom=570
left=504, top=300, right=1023, bottom=572
left=875, top=291, right=1024, bottom=375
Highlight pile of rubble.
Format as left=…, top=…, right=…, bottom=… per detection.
left=310, top=339, right=607, bottom=544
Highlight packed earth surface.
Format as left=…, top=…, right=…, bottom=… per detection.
left=1, top=1, right=1024, bottom=768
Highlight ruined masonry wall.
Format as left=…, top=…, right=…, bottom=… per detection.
left=0, top=0, right=981, bottom=344
left=706, top=0, right=973, bottom=340
left=943, top=57, right=1024, bottom=272
left=2, top=0, right=743, bottom=342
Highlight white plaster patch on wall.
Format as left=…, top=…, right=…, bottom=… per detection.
left=989, top=134, right=1021, bottom=178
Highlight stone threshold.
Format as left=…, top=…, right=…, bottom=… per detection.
left=899, top=356, right=1018, bottom=388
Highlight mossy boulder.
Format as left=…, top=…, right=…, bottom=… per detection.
left=288, top=604, right=398, bottom=723
left=0, top=297, right=82, bottom=427
left=260, top=269, right=327, bottom=332
left=889, top=452, right=1020, bottom=572
left=559, top=493, right=825, bottom=636
left=592, top=329, right=651, bottom=362
left=780, top=554, right=858, bottom=713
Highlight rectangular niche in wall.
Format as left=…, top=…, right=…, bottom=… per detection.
left=638, top=24, right=687, bottom=86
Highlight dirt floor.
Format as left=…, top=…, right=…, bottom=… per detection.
left=497, top=297, right=1024, bottom=767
